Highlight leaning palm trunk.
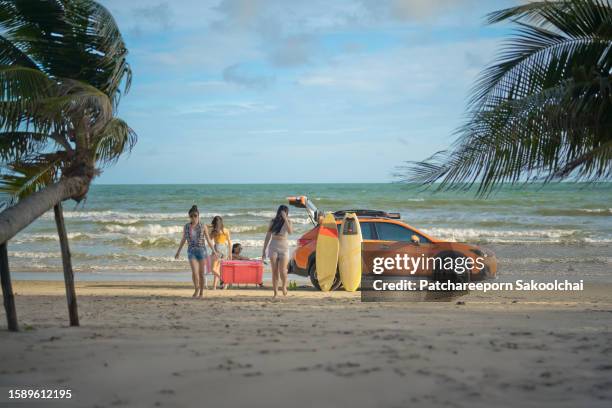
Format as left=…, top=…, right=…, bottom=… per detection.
left=0, top=176, right=89, bottom=244
left=0, top=176, right=88, bottom=331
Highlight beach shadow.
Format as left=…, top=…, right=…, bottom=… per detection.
left=361, top=290, right=470, bottom=302
left=86, top=284, right=193, bottom=291
left=424, top=290, right=470, bottom=302
left=226, top=285, right=317, bottom=292
left=85, top=284, right=318, bottom=292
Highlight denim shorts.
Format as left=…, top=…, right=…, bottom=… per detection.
left=188, top=247, right=207, bottom=261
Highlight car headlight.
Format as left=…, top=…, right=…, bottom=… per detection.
left=472, top=248, right=495, bottom=258
left=470, top=248, right=484, bottom=257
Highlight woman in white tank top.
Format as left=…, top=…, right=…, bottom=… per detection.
left=262, top=205, right=293, bottom=298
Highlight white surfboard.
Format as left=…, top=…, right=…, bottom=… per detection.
left=338, top=213, right=362, bottom=292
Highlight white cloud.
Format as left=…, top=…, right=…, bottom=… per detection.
left=211, top=0, right=366, bottom=33
left=296, top=73, right=378, bottom=91
left=101, top=0, right=218, bottom=32
left=360, top=0, right=492, bottom=22
left=176, top=101, right=277, bottom=116
left=269, top=35, right=316, bottom=67
left=295, top=38, right=501, bottom=98
left=222, top=64, right=275, bottom=89
left=132, top=30, right=263, bottom=73
left=301, top=128, right=364, bottom=135
left=131, top=2, right=173, bottom=30
left=103, top=0, right=518, bottom=75
left=246, top=129, right=289, bottom=134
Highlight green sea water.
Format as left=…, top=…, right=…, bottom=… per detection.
left=7, top=183, right=612, bottom=282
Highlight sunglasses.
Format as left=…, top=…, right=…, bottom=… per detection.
left=189, top=214, right=198, bottom=218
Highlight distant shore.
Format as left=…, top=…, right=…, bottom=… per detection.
left=1, top=280, right=611, bottom=407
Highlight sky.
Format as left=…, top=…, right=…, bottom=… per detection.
left=97, top=0, right=520, bottom=184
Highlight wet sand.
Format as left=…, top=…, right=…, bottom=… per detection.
left=1, top=280, right=611, bottom=408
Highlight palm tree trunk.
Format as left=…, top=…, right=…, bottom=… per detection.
left=0, top=176, right=89, bottom=244
left=54, top=203, right=79, bottom=326
left=0, top=242, right=18, bottom=331
left=0, top=175, right=88, bottom=331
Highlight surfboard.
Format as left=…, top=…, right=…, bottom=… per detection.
left=315, top=213, right=339, bottom=292
left=338, top=213, right=362, bottom=292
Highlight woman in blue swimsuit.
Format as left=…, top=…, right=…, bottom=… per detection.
left=175, top=205, right=217, bottom=297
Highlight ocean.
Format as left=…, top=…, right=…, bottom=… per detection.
left=6, top=183, right=612, bottom=283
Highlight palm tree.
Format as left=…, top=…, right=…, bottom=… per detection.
left=399, top=0, right=612, bottom=195
left=0, top=0, right=135, bottom=329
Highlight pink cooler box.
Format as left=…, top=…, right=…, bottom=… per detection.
left=221, top=260, right=264, bottom=286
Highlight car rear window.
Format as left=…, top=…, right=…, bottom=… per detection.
left=374, top=222, right=430, bottom=243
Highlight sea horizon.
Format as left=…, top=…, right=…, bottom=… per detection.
left=90, top=181, right=612, bottom=186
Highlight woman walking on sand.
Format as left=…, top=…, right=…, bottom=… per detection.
left=210, top=215, right=232, bottom=289
left=175, top=205, right=218, bottom=298
left=262, top=205, right=293, bottom=297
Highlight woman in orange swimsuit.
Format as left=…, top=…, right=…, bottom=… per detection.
left=210, top=216, right=232, bottom=289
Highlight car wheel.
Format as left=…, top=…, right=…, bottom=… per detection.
left=308, top=261, right=342, bottom=291
left=433, top=251, right=469, bottom=284
left=477, top=265, right=491, bottom=280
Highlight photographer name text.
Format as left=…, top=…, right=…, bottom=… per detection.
left=373, top=279, right=584, bottom=292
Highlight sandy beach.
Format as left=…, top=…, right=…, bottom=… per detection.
left=1, top=280, right=611, bottom=408
left=1, top=0, right=611, bottom=407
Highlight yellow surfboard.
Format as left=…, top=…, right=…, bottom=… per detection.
left=338, top=213, right=362, bottom=292
left=316, top=213, right=339, bottom=292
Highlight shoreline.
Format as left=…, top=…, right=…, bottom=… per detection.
left=8, top=279, right=612, bottom=302
left=8, top=272, right=312, bottom=283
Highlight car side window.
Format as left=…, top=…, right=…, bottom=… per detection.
left=336, top=221, right=374, bottom=240
left=375, top=222, right=430, bottom=243
left=360, top=222, right=374, bottom=240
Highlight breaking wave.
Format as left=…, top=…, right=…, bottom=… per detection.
left=535, top=208, right=612, bottom=217
left=422, top=227, right=589, bottom=243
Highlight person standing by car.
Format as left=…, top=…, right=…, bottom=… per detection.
left=175, top=205, right=218, bottom=298
left=262, top=205, right=293, bottom=298
left=209, top=215, right=232, bottom=289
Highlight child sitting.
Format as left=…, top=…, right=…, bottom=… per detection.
left=231, top=243, right=251, bottom=260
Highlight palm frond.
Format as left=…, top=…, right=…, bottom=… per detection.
left=404, top=73, right=612, bottom=195
left=0, top=0, right=136, bottom=207
left=0, top=0, right=131, bottom=101
left=0, top=65, right=56, bottom=101
left=0, top=65, right=58, bottom=132
left=0, top=153, right=64, bottom=202
left=82, top=0, right=132, bottom=99
left=488, top=0, right=612, bottom=36
left=0, top=33, right=38, bottom=68
left=93, top=117, right=136, bottom=165
left=472, top=16, right=611, bottom=109
left=0, top=130, right=51, bottom=161
left=39, top=79, right=113, bottom=135
left=0, top=67, right=113, bottom=141
left=401, top=0, right=612, bottom=193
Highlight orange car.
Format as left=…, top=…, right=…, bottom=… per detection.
left=287, top=196, right=497, bottom=290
